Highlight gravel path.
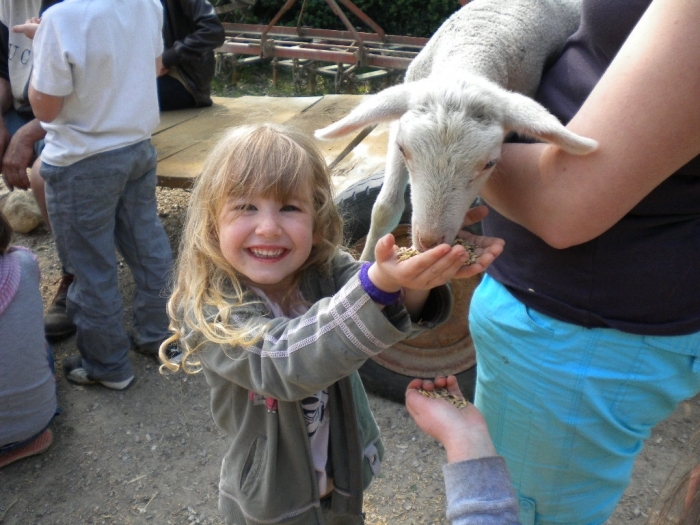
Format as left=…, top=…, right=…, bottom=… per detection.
left=1, top=185, right=697, bottom=525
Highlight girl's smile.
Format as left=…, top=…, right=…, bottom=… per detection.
left=218, top=190, right=317, bottom=298
left=247, top=247, right=287, bottom=259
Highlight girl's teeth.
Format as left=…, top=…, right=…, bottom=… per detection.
left=251, top=248, right=284, bottom=258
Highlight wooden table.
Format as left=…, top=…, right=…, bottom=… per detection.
left=153, top=94, right=390, bottom=193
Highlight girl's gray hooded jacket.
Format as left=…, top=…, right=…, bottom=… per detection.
left=196, top=250, right=453, bottom=524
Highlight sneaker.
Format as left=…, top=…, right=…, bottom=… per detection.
left=0, top=429, right=53, bottom=469
left=163, top=341, right=183, bottom=365
left=45, top=273, right=77, bottom=341
left=63, top=354, right=135, bottom=390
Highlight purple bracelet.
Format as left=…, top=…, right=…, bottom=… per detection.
left=359, top=262, right=402, bottom=305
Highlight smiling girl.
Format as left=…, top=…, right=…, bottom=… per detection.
left=160, top=123, right=503, bottom=525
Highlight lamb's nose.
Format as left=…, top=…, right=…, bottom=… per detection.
left=418, top=234, right=445, bottom=252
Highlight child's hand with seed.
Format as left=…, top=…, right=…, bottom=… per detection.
left=396, top=205, right=504, bottom=279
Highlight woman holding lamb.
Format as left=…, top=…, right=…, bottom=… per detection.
left=471, top=0, right=700, bottom=524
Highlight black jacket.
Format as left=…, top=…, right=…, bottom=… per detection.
left=161, top=0, right=225, bottom=107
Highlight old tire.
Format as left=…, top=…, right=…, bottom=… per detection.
left=336, top=172, right=480, bottom=403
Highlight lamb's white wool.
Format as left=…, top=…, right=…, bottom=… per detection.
left=315, top=0, right=597, bottom=260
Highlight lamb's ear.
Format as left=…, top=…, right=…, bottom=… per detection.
left=314, top=82, right=418, bottom=140
left=499, top=90, right=598, bottom=155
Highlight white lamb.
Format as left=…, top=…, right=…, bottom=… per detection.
left=315, top=0, right=598, bottom=261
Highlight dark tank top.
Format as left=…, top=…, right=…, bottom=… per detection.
left=483, top=0, right=700, bottom=335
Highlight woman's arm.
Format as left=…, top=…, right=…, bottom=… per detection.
left=481, top=0, right=700, bottom=249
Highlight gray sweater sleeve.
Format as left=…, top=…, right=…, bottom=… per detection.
left=199, top=251, right=453, bottom=402
left=443, top=456, right=521, bottom=525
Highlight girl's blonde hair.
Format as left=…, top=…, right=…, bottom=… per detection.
left=160, top=123, right=343, bottom=373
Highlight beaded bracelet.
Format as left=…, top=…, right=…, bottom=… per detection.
left=359, top=262, right=402, bottom=306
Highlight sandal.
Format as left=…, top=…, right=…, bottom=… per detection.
left=0, top=429, right=53, bottom=469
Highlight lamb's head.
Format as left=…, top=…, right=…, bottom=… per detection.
left=396, top=78, right=508, bottom=250
left=316, top=76, right=597, bottom=253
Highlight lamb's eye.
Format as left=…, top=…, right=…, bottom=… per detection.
left=484, top=159, right=498, bottom=170
left=397, top=144, right=405, bottom=156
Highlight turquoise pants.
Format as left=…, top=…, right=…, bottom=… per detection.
left=469, top=275, right=700, bottom=525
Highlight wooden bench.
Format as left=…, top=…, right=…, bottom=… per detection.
left=153, top=94, right=390, bottom=193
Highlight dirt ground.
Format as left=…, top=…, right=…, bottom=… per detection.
left=1, top=185, right=699, bottom=525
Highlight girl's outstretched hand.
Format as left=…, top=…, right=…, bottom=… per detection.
left=367, top=205, right=504, bottom=292
left=366, top=217, right=501, bottom=318
left=453, top=205, right=505, bottom=279
left=406, top=375, right=497, bottom=463
left=369, top=233, right=469, bottom=293
left=368, top=232, right=479, bottom=318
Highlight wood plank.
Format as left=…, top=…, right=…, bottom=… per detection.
left=154, top=96, right=320, bottom=187
left=155, top=96, right=320, bottom=161
left=330, top=121, right=389, bottom=194
left=155, top=107, right=203, bottom=135
left=154, top=94, right=370, bottom=188
left=286, top=94, right=370, bottom=166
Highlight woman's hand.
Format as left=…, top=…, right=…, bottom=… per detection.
left=366, top=207, right=503, bottom=318
left=453, top=205, right=505, bottom=279
left=370, top=233, right=470, bottom=293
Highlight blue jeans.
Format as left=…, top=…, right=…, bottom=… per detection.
left=42, top=140, right=173, bottom=382
left=157, top=74, right=196, bottom=111
left=469, top=275, right=700, bottom=525
left=0, top=343, right=59, bottom=454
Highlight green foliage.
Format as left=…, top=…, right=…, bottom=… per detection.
left=244, top=0, right=460, bottom=38
left=212, top=58, right=403, bottom=97
left=210, top=0, right=453, bottom=97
